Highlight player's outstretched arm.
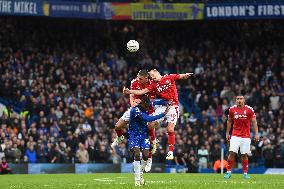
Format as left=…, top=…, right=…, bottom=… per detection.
left=251, top=117, right=259, bottom=141
left=151, top=99, right=169, bottom=106
left=178, top=73, right=194, bottom=80
left=124, top=87, right=149, bottom=95
left=139, top=112, right=165, bottom=122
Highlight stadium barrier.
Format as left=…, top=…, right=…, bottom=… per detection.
left=0, top=0, right=284, bottom=20
left=6, top=164, right=284, bottom=174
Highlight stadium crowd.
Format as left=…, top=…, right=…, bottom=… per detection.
left=0, top=17, right=283, bottom=172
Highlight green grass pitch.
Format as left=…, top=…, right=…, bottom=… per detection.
left=0, top=173, right=284, bottom=189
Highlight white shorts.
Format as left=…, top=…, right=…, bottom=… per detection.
left=229, top=136, right=251, bottom=154
left=153, top=105, right=179, bottom=124
left=120, top=108, right=131, bottom=122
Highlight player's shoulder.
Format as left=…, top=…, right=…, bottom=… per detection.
left=228, top=105, right=237, bottom=111
left=131, top=106, right=141, bottom=114
left=131, top=78, right=138, bottom=85
left=163, top=74, right=173, bottom=78
left=245, top=105, right=254, bottom=111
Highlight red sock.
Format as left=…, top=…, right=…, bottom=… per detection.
left=115, top=129, right=123, bottom=137
left=242, top=159, right=248, bottom=174
left=227, top=159, right=234, bottom=172
left=149, top=150, right=152, bottom=159
left=148, top=128, right=156, bottom=142
left=168, top=131, right=175, bottom=152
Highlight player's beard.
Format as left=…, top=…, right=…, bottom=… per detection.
left=237, top=102, right=244, bottom=107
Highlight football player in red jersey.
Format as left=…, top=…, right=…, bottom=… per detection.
left=123, top=69, right=193, bottom=160
left=224, top=95, right=259, bottom=179
left=111, top=69, right=158, bottom=170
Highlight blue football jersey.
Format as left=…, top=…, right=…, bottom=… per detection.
left=128, top=104, right=165, bottom=150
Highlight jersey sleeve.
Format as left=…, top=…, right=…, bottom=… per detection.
left=131, top=107, right=142, bottom=118
left=168, top=74, right=180, bottom=81
left=151, top=99, right=169, bottom=106
left=228, top=107, right=234, bottom=119
left=249, top=107, right=256, bottom=119
left=138, top=112, right=165, bottom=122
left=130, top=80, right=137, bottom=90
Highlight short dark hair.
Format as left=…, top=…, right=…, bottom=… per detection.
left=140, top=95, right=150, bottom=105
left=138, top=69, right=148, bottom=77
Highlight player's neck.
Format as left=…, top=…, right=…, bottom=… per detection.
left=237, top=105, right=245, bottom=108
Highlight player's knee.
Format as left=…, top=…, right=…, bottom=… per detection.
left=228, top=152, right=236, bottom=159
left=148, top=121, right=158, bottom=128
left=115, top=120, right=125, bottom=130
left=241, top=154, right=248, bottom=160
left=167, top=125, right=175, bottom=133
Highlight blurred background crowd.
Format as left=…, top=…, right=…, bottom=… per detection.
left=0, top=17, right=283, bottom=172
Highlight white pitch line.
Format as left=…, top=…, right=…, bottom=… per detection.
left=93, top=178, right=115, bottom=182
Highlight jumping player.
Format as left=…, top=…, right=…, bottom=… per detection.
left=124, top=69, right=193, bottom=160
left=224, top=95, right=259, bottom=179
left=129, top=95, right=168, bottom=186
left=111, top=69, right=158, bottom=171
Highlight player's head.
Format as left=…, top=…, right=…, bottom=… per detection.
left=149, top=69, right=162, bottom=82
left=235, top=95, right=245, bottom=107
left=137, top=69, right=148, bottom=84
left=139, top=95, right=151, bottom=110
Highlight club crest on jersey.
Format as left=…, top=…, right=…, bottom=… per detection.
left=234, top=114, right=247, bottom=119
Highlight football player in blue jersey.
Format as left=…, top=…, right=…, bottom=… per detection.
left=128, top=95, right=168, bottom=186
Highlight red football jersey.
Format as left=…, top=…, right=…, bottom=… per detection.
left=228, top=105, right=256, bottom=138
left=130, top=78, right=155, bottom=114
left=147, top=74, right=180, bottom=105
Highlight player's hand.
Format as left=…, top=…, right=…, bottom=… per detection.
left=226, top=133, right=230, bottom=141
left=123, top=87, right=131, bottom=94
left=254, top=134, right=260, bottom=142
left=184, top=73, right=194, bottom=79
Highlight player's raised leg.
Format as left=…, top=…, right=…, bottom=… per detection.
left=148, top=121, right=159, bottom=154
left=111, top=113, right=129, bottom=149
left=111, top=121, right=126, bottom=148
left=166, top=122, right=176, bottom=160
left=165, top=106, right=179, bottom=160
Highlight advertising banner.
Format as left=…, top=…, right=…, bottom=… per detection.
left=0, top=0, right=44, bottom=16
left=131, top=3, right=204, bottom=20
left=48, top=1, right=102, bottom=18
left=28, top=164, right=75, bottom=174
left=75, top=163, right=121, bottom=173
left=102, top=2, right=131, bottom=20
left=205, top=3, right=284, bottom=19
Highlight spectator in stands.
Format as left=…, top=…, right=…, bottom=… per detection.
left=115, top=142, right=129, bottom=164
left=25, top=144, right=37, bottom=163
left=76, top=143, right=89, bottom=163
left=197, top=145, right=209, bottom=168
left=175, top=148, right=187, bottom=166
left=0, top=157, right=12, bottom=174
